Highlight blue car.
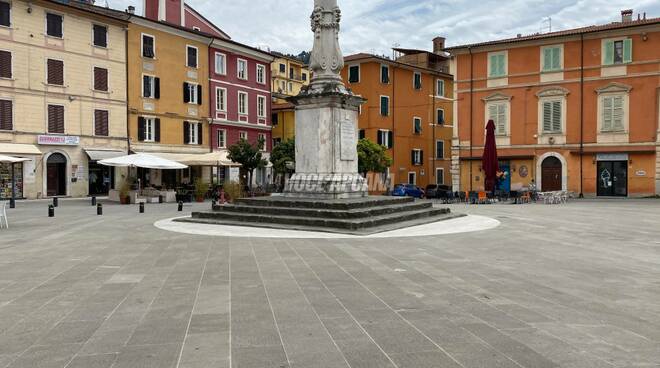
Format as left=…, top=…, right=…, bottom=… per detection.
left=392, top=184, right=425, bottom=199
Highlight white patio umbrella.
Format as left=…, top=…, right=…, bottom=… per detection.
left=0, top=155, right=31, bottom=207
left=98, top=153, right=188, bottom=170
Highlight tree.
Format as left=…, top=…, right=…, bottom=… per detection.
left=357, top=138, right=393, bottom=176
left=227, top=138, right=268, bottom=191
left=270, top=138, right=296, bottom=189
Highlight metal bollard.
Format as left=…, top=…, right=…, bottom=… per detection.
left=158, top=195, right=163, bottom=204
left=52, top=197, right=58, bottom=207
left=139, top=202, right=145, bottom=213
left=91, top=196, right=97, bottom=206
left=48, top=205, right=54, bottom=217
left=9, top=198, right=15, bottom=209
left=97, top=203, right=103, bottom=215
left=177, top=201, right=183, bottom=212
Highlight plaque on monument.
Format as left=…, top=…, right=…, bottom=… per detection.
left=340, top=119, right=356, bottom=161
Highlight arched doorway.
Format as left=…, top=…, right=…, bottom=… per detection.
left=46, top=153, right=67, bottom=197
left=541, top=156, right=562, bottom=192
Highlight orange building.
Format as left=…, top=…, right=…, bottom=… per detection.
left=447, top=10, right=660, bottom=197
left=341, top=40, right=453, bottom=190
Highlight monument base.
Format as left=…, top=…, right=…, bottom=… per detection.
left=283, top=173, right=368, bottom=199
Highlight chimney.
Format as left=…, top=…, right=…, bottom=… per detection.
left=144, top=0, right=185, bottom=26
left=621, top=9, right=633, bottom=22
left=126, top=5, right=135, bottom=14
left=433, top=36, right=446, bottom=54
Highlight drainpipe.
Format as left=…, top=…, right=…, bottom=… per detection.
left=124, top=21, right=131, bottom=155
left=579, top=33, right=584, bottom=198
left=207, top=38, right=214, bottom=155
left=469, top=47, right=474, bottom=192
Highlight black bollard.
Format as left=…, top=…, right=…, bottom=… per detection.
left=212, top=199, right=216, bottom=207
left=158, top=195, right=163, bottom=204
left=91, top=196, right=97, bottom=206
left=52, top=197, right=58, bottom=207
left=48, top=205, right=54, bottom=217
left=97, top=203, right=103, bottom=215
left=177, top=201, right=183, bottom=212
left=9, top=198, right=15, bottom=209
left=139, top=202, right=145, bottom=213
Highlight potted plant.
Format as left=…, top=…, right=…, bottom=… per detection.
left=193, top=178, right=207, bottom=203
left=119, top=181, right=131, bottom=205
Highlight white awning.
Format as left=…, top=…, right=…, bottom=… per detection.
left=84, top=149, right=126, bottom=161
left=98, top=153, right=188, bottom=170
left=138, top=151, right=240, bottom=167
left=0, top=143, right=41, bottom=156
left=0, top=155, right=31, bottom=163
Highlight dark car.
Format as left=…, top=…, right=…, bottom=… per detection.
left=425, top=184, right=454, bottom=200
left=392, top=184, right=425, bottom=199
left=425, top=184, right=439, bottom=198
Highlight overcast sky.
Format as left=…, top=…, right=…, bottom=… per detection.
left=107, top=0, right=660, bottom=56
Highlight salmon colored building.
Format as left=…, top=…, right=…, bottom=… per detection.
left=447, top=10, right=660, bottom=197
left=341, top=40, right=454, bottom=190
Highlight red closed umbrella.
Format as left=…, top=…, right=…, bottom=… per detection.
left=482, top=119, right=499, bottom=192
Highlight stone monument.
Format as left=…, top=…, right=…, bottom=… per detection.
left=283, top=0, right=368, bottom=199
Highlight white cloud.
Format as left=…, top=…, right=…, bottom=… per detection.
left=107, top=0, right=660, bottom=55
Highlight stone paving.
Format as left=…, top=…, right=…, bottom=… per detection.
left=0, top=198, right=659, bottom=368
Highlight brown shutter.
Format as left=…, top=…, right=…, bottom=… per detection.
left=197, top=123, right=202, bottom=145
left=0, top=51, right=11, bottom=79
left=137, top=117, right=145, bottom=141
left=47, top=59, right=64, bottom=85
left=94, top=109, right=108, bottom=136
left=183, top=121, right=190, bottom=144
left=0, top=100, right=12, bottom=130
left=94, top=67, right=108, bottom=91
left=154, top=118, right=160, bottom=142
left=48, top=105, right=64, bottom=133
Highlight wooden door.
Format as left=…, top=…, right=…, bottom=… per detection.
left=541, top=157, right=562, bottom=192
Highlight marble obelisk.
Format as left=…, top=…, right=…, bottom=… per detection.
left=284, top=0, right=368, bottom=199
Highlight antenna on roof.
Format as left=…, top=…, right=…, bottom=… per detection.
left=392, top=42, right=400, bottom=60
left=540, top=17, right=552, bottom=33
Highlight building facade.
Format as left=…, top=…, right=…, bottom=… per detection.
left=271, top=54, right=310, bottom=145
left=448, top=11, right=660, bottom=197
left=0, top=0, right=128, bottom=199
left=341, top=45, right=454, bottom=190
left=208, top=39, right=274, bottom=185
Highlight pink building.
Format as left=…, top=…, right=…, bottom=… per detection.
left=143, top=0, right=274, bottom=185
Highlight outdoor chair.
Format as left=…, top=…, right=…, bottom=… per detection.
left=0, top=201, right=8, bottom=229
left=477, top=191, right=488, bottom=204
left=519, top=192, right=531, bottom=204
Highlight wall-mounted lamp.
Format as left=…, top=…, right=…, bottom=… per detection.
left=641, top=32, right=648, bottom=41
left=27, top=2, right=33, bottom=13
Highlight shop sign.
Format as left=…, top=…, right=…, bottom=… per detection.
left=596, top=153, right=628, bottom=161
left=636, top=170, right=647, bottom=177
left=37, top=135, right=80, bottom=146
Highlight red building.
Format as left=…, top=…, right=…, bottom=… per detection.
left=143, top=0, right=274, bottom=185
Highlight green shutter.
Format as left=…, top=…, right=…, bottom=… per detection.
left=552, top=101, right=562, bottom=132
left=613, top=96, right=624, bottom=130
left=489, top=55, right=497, bottom=77
left=497, top=104, right=506, bottom=134
left=498, top=54, right=506, bottom=76
left=602, top=97, right=613, bottom=131
left=623, top=39, right=632, bottom=63
left=552, top=47, right=561, bottom=70
left=603, top=40, right=614, bottom=65
left=543, top=48, right=552, bottom=71
left=542, top=102, right=552, bottom=131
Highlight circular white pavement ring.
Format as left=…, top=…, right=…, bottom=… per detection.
left=154, top=215, right=500, bottom=239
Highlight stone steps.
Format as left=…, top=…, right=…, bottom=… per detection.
left=232, top=196, right=414, bottom=210
left=211, top=201, right=433, bottom=219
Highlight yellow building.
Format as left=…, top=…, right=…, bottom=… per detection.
left=0, top=0, right=129, bottom=199
left=271, top=53, right=310, bottom=144
left=126, top=15, right=212, bottom=188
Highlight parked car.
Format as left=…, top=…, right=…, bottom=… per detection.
left=425, top=184, right=453, bottom=199
left=392, top=184, right=425, bottom=199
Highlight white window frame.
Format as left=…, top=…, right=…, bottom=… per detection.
left=144, top=117, right=155, bottom=142
left=237, top=58, right=248, bottom=80
left=380, top=95, right=390, bottom=117
left=258, top=133, right=267, bottom=151
left=412, top=149, right=422, bottom=165
left=540, top=44, right=563, bottom=72
left=380, top=64, right=389, bottom=84
left=0, top=1, right=11, bottom=28
left=188, top=121, right=199, bottom=145
left=217, top=129, right=227, bottom=148
left=408, top=171, right=417, bottom=185
left=413, top=72, right=422, bottom=90
left=436, top=108, right=445, bottom=125
left=238, top=91, right=248, bottom=116
left=215, top=52, right=226, bottom=75
left=488, top=51, right=507, bottom=78
left=186, top=45, right=198, bottom=69
left=142, top=74, right=156, bottom=99
left=239, top=130, right=248, bottom=141
left=436, top=79, right=445, bottom=96
left=192, top=26, right=201, bottom=31
left=435, top=168, right=445, bottom=185
left=215, top=86, right=226, bottom=112
left=141, top=33, right=156, bottom=59
left=45, top=11, right=63, bottom=39
left=348, top=64, right=360, bottom=83
left=186, top=82, right=199, bottom=104
left=378, top=129, right=391, bottom=148
left=91, top=23, right=108, bottom=48
left=486, top=101, right=510, bottom=136
left=256, top=64, right=266, bottom=84
left=599, top=94, right=627, bottom=132
left=413, top=117, right=422, bottom=134
left=539, top=98, right=564, bottom=133
left=436, top=140, right=444, bottom=159
left=257, top=95, right=266, bottom=119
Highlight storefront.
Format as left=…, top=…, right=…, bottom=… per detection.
left=84, top=150, right=125, bottom=196
left=0, top=143, right=42, bottom=200
left=0, top=162, right=23, bottom=200
left=596, top=153, right=628, bottom=197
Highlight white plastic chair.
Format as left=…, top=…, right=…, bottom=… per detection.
left=0, top=201, right=7, bottom=229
